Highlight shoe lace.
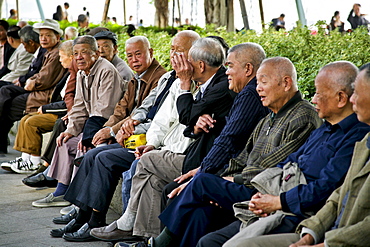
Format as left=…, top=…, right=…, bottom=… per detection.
left=18, top=160, right=34, bottom=170
left=8, top=157, right=22, bottom=164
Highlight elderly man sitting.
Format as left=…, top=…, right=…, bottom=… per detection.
left=31, top=35, right=125, bottom=208
left=0, top=19, right=66, bottom=157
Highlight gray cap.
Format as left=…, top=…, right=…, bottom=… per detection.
left=94, top=30, right=118, bottom=45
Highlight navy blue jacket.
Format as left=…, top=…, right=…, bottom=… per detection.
left=279, top=113, right=370, bottom=217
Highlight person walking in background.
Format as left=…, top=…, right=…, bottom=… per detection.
left=347, top=3, right=369, bottom=31
left=330, top=11, right=345, bottom=32
left=270, top=14, right=285, bottom=31
left=9, top=9, right=17, bottom=20
left=63, top=2, right=72, bottom=22
left=53, top=5, right=64, bottom=22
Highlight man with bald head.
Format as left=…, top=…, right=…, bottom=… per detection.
left=230, top=63, right=370, bottom=247
left=198, top=61, right=370, bottom=247
left=149, top=57, right=322, bottom=247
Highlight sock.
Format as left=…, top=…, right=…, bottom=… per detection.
left=21, top=153, right=31, bottom=161
left=75, top=207, right=93, bottom=224
left=52, top=183, right=68, bottom=197
left=42, top=166, right=54, bottom=181
left=116, top=209, right=136, bottom=231
left=30, top=156, right=41, bottom=166
left=88, top=210, right=106, bottom=228
left=154, top=227, right=178, bottom=246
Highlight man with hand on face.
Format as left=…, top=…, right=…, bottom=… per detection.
left=148, top=57, right=322, bottom=247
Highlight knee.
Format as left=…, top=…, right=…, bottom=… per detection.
left=25, top=115, right=41, bottom=127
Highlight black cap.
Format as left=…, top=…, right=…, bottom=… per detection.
left=94, top=31, right=118, bottom=46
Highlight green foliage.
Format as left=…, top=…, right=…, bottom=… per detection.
left=129, top=23, right=370, bottom=99
left=24, top=20, right=370, bottom=99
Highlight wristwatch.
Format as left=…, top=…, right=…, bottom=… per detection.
left=105, top=126, right=116, bottom=138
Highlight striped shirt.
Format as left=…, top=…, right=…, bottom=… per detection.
left=222, top=91, right=323, bottom=187
left=199, top=78, right=270, bottom=174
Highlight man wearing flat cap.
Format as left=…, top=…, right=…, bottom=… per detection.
left=0, top=19, right=67, bottom=158
left=94, top=30, right=133, bottom=90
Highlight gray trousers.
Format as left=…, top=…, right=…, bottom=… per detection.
left=47, top=134, right=82, bottom=185
left=227, top=233, right=300, bottom=247
left=120, top=150, right=185, bottom=238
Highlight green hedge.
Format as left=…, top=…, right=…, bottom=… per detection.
left=116, top=24, right=370, bottom=99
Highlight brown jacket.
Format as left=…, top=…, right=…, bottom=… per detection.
left=104, top=58, right=167, bottom=134
left=64, top=59, right=77, bottom=112
left=25, top=42, right=67, bottom=113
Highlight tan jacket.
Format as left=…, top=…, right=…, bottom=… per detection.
left=25, top=42, right=67, bottom=113
left=104, top=58, right=167, bottom=134
left=66, top=57, right=125, bottom=136
left=298, top=132, right=370, bottom=246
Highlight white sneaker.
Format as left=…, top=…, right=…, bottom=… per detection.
left=1, top=157, right=22, bottom=172
left=32, top=193, right=71, bottom=207
left=10, top=159, right=39, bottom=174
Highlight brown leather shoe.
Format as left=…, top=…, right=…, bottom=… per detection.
left=90, top=221, right=138, bottom=242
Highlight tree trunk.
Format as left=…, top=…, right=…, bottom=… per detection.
left=102, top=0, right=111, bottom=23
left=154, top=0, right=169, bottom=28
left=204, top=0, right=234, bottom=32
left=0, top=0, right=3, bottom=19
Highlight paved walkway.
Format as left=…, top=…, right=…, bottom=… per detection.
left=0, top=134, right=120, bottom=246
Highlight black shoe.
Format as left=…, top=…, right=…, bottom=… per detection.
left=25, top=165, right=47, bottom=178
left=63, top=223, right=96, bottom=242
left=22, top=173, right=58, bottom=188
left=50, top=219, right=84, bottom=238
left=53, top=207, right=78, bottom=224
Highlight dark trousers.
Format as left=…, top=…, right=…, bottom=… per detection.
left=42, top=118, right=67, bottom=164
left=159, top=173, right=257, bottom=247
left=64, top=143, right=135, bottom=213
left=0, top=85, right=29, bottom=153
left=0, top=80, right=12, bottom=88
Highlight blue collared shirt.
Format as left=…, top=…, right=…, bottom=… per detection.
left=279, top=113, right=370, bottom=217
left=200, top=77, right=270, bottom=174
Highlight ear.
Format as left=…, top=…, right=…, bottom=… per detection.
left=337, top=91, right=349, bottom=108
left=113, top=45, right=118, bottom=54
left=244, top=63, right=254, bottom=77
left=283, top=76, right=293, bottom=91
left=149, top=48, right=153, bottom=58
left=199, top=61, right=206, bottom=73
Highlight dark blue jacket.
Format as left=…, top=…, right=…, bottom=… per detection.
left=279, top=113, right=370, bottom=217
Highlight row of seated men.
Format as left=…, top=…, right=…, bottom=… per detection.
left=1, top=18, right=370, bottom=247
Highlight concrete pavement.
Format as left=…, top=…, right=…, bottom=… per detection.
left=0, top=134, right=120, bottom=247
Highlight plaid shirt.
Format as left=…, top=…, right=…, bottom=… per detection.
left=222, top=91, right=322, bottom=187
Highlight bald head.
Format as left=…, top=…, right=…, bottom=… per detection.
left=229, top=43, right=266, bottom=71
left=261, top=57, right=298, bottom=91
left=318, top=61, right=358, bottom=96
left=170, top=30, right=200, bottom=61
left=256, top=57, right=298, bottom=113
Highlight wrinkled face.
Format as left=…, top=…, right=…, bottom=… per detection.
left=226, top=52, right=248, bottom=93
left=21, top=39, right=38, bottom=53
left=256, top=64, right=286, bottom=113
left=311, top=71, right=341, bottom=122
left=97, top=39, right=116, bottom=62
left=73, top=43, right=98, bottom=73
left=0, top=25, right=7, bottom=41
left=59, top=50, right=73, bottom=69
left=350, top=70, right=370, bottom=125
left=39, top=28, right=59, bottom=50
left=126, top=41, right=152, bottom=74
left=170, top=35, right=193, bottom=67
